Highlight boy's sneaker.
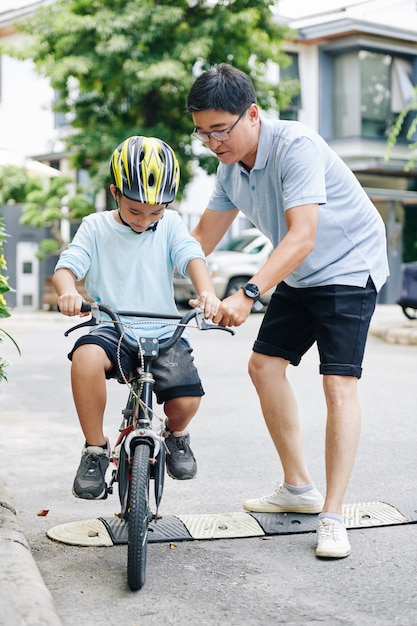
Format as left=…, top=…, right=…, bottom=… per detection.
left=316, top=517, right=351, bottom=558
left=243, top=483, right=324, bottom=513
left=73, top=439, right=110, bottom=500
left=164, top=431, right=197, bottom=480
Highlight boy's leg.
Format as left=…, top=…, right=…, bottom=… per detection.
left=162, top=397, right=201, bottom=480
left=71, top=343, right=112, bottom=446
left=70, top=343, right=113, bottom=499
left=153, top=340, right=204, bottom=480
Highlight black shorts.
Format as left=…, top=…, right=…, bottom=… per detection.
left=68, top=326, right=204, bottom=403
left=253, top=277, right=377, bottom=379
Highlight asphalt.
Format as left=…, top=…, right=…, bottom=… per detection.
left=0, top=304, right=415, bottom=625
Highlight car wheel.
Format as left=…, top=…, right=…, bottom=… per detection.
left=225, top=276, right=250, bottom=298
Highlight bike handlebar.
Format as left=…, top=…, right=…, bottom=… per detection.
left=65, top=301, right=234, bottom=353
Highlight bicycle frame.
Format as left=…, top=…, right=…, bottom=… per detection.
left=65, top=301, right=234, bottom=591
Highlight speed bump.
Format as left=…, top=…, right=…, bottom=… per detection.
left=47, top=500, right=417, bottom=547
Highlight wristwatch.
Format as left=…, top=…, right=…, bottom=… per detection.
left=242, top=283, right=264, bottom=311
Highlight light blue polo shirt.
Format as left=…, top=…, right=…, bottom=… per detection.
left=208, top=116, right=389, bottom=291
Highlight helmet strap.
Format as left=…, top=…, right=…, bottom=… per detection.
left=117, top=208, right=158, bottom=234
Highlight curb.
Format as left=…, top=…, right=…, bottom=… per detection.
left=369, top=322, right=417, bottom=345
left=0, top=482, right=62, bottom=626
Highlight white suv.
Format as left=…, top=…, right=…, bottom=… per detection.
left=174, top=228, right=275, bottom=307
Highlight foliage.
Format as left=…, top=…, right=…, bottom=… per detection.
left=0, top=218, right=21, bottom=383
left=385, top=88, right=417, bottom=261
left=0, top=166, right=43, bottom=205
left=385, top=87, right=417, bottom=171
left=20, top=175, right=94, bottom=258
left=0, top=166, right=94, bottom=257
left=5, top=0, right=297, bottom=192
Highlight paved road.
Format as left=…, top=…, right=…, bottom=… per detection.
left=0, top=306, right=416, bottom=625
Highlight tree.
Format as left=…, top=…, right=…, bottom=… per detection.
left=386, top=86, right=417, bottom=172
left=0, top=218, right=20, bottom=383
left=0, top=167, right=94, bottom=258
left=6, top=0, right=297, bottom=194
left=386, top=88, right=417, bottom=262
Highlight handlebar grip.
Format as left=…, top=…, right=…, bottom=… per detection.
left=80, top=301, right=92, bottom=313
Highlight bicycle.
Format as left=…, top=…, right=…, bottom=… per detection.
left=65, top=302, right=234, bottom=591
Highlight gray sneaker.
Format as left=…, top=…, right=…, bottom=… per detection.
left=73, top=439, right=110, bottom=500
left=243, top=483, right=324, bottom=513
left=164, top=431, right=197, bottom=480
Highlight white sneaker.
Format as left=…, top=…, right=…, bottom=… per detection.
left=243, top=483, right=324, bottom=513
left=316, top=517, right=351, bottom=558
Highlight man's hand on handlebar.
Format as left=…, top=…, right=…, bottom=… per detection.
left=188, top=291, right=221, bottom=320
left=212, top=290, right=253, bottom=327
left=57, top=292, right=90, bottom=317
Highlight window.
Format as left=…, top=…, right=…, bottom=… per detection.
left=22, top=294, right=33, bottom=306
left=22, top=261, right=33, bottom=274
left=280, top=53, right=301, bottom=121
left=331, top=49, right=416, bottom=141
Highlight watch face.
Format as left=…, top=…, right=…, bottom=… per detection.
left=245, top=283, right=260, bottom=299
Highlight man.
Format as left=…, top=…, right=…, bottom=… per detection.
left=186, top=63, right=389, bottom=559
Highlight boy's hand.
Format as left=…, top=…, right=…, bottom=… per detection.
left=188, top=291, right=221, bottom=320
left=57, top=292, right=88, bottom=317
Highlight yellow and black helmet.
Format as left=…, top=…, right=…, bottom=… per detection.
left=110, top=136, right=180, bottom=204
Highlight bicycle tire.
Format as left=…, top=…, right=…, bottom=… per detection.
left=127, top=444, right=151, bottom=591
left=401, top=305, right=417, bottom=320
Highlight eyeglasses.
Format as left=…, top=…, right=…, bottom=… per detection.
left=191, top=105, right=251, bottom=143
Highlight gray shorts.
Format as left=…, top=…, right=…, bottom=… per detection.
left=68, top=326, right=204, bottom=403
left=254, top=277, right=377, bottom=379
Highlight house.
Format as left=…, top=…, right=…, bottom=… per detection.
left=1, top=0, right=417, bottom=307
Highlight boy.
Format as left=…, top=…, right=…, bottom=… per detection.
left=54, top=135, right=220, bottom=499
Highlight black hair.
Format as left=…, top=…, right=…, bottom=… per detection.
left=186, top=63, right=256, bottom=115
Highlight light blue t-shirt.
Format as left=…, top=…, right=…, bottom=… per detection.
left=208, top=116, right=389, bottom=291
left=55, top=209, right=206, bottom=340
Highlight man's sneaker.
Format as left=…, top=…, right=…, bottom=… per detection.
left=73, top=439, right=110, bottom=500
left=243, top=483, right=324, bottom=513
left=316, top=517, right=351, bottom=558
left=164, top=431, right=197, bottom=480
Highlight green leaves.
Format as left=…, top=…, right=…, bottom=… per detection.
left=0, top=218, right=20, bottom=384
left=9, top=0, right=296, bottom=191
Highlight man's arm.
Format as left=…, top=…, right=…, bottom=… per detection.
left=214, top=203, right=319, bottom=327
left=191, top=208, right=239, bottom=256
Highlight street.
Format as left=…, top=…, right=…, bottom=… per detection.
left=0, top=307, right=416, bottom=625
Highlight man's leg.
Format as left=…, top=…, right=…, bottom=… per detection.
left=248, top=352, right=312, bottom=485
left=314, top=375, right=360, bottom=558
left=243, top=352, right=323, bottom=514
left=322, top=374, right=361, bottom=514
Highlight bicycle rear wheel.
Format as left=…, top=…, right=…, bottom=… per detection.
left=127, top=444, right=151, bottom=591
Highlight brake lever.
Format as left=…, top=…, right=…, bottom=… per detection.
left=64, top=303, right=100, bottom=337
left=200, top=318, right=235, bottom=335
left=64, top=315, right=98, bottom=336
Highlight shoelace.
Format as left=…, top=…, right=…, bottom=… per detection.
left=318, top=520, right=340, bottom=541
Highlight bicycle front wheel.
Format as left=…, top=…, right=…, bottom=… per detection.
left=127, top=444, right=151, bottom=591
